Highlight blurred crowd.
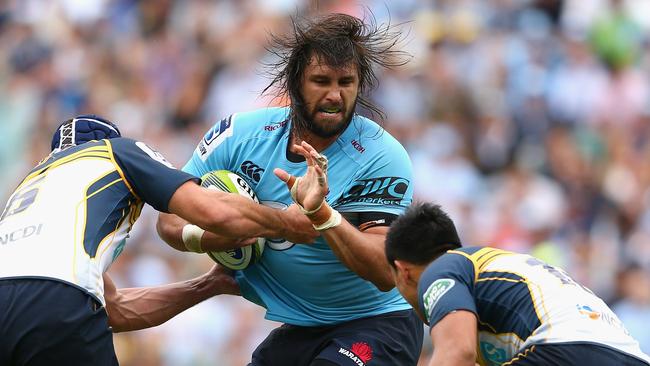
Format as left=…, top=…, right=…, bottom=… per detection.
left=2, top=0, right=650, bottom=364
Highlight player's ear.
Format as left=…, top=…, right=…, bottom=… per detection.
left=394, top=260, right=415, bottom=285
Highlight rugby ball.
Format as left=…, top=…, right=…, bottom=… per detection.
left=200, top=170, right=265, bottom=270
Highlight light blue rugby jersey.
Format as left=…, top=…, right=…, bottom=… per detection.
left=184, top=107, right=413, bottom=326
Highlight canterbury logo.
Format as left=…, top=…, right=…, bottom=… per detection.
left=240, top=161, right=264, bottom=183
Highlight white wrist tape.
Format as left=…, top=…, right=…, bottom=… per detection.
left=289, top=176, right=324, bottom=215
left=312, top=208, right=342, bottom=231
left=182, top=224, right=205, bottom=253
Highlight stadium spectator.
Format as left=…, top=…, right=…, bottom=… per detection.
left=385, top=202, right=650, bottom=366
left=0, top=115, right=319, bottom=365
left=157, top=13, right=424, bottom=366
left=612, top=264, right=650, bottom=355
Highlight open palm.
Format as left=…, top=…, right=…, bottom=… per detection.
left=274, top=141, right=328, bottom=212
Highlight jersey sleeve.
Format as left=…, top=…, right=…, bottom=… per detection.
left=183, top=115, right=235, bottom=177
left=335, top=140, right=413, bottom=217
left=418, top=252, right=477, bottom=330
left=109, top=138, right=199, bottom=213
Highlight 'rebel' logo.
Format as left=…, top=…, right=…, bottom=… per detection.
left=338, top=177, right=409, bottom=205
left=240, top=160, right=264, bottom=183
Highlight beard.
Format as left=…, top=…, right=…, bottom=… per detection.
left=293, top=98, right=357, bottom=139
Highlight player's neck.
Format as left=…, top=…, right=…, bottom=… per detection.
left=289, top=129, right=338, bottom=154
left=411, top=264, right=427, bottom=284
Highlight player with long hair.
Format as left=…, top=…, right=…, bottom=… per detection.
left=158, top=12, right=423, bottom=366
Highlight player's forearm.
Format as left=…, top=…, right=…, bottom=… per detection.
left=200, top=196, right=317, bottom=245
left=429, top=350, right=476, bottom=366
left=321, top=221, right=395, bottom=291
left=157, top=212, right=255, bottom=252
left=167, top=182, right=289, bottom=241
left=211, top=195, right=291, bottom=239
left=107, top=274, right=220, bottom=333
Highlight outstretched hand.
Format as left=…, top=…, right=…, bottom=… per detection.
left=274, top=141, right=329, bottom=213
left=205, top=264, right=240, bottom=296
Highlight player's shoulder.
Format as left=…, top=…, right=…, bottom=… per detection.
left=338, top=114, right=409, bottom=162
left=105, top=136, right=137, bottom=150
left=198, top=107, right=290, bottom=148
left=107, top=137, right=177, bottom=170
left=351, top=114, right=405, bottom=149
left=418, top=248, right=478, bottom=314
left=235, top=106, right=290, bottom=123
left=107, top=137, right=158, bottom=157
left=432, top=247, right=480, bottom=270
left=421, top=247, right=482, bottom=283
left=230, top=106, right=290, bottom=135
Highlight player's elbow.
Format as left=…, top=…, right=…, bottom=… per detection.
left=376, top=281, right=395, bottom=292
left=108, top=313, right=157, bottom=333
left=378, top=284, right=394, bottom=292
left=108, top=315, right=129, bottom=333
left=368, top=274, right=395, bottom=292
left=156, top=214, right=173, bottom=242
left=433, top=341, right=476, bottom=366
left=448, top=350, right=476, bottom=366
left=105, top=296, right=131, bottom=333
left=156, top=213, right=186, bottom=251
left=431, top=349, right=476, bottom=366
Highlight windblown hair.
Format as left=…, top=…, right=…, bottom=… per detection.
left=385, top=203, right=462, bottom=267
left=262, top=12, right=410, bottom=137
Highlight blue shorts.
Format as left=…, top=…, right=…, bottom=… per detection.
left=249, top=309, right=424, bottom=366
left=507, top=343, right=649, bottom=366
left=0, top=278, right=118, bottom=366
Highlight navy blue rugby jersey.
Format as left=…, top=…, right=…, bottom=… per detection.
left=0, top=138, right=197, bottom=304
left=418, top=246, right=650, bottom=365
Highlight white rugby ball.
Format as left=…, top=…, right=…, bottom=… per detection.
left=200, top=170, right=265, bottom=270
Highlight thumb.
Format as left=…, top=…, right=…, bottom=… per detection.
left=274, top=168, right=296, bottom=189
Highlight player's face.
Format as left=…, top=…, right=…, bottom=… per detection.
left=300, top=56, right=359, bottom=138
left=390, top=264, right=424, bottom=320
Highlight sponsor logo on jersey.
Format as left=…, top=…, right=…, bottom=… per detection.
left=423, top=278, right=455, bottom=323
left=135, top=142, right=175, bottom=168
left=198, top=116, right=234, bottom=161
left=240, top=160, right=264, bottom=183
left=338, top=342, right=373, bottom=365
left=260, top=201, right=296, bottom=250
left=577, top=304, right=601, bottom=320
left=338, top=177, right=409, bottom=205
left=480, top=342, right=508, bottom=365
left=576, top=303, right=626, bottom=331
left=351, top=139, right=365, bottom=153
left=112, top=239, right=126, bottom=261
left=263, top=120, right=287, bottom=131
left=0, top=223, right=44, bottom=246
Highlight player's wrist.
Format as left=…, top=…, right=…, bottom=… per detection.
left=298, top=200, right=324, bottom=215
left=308, top=203, right=342, bottom=231
left=182, top=224, right=205, bottom=253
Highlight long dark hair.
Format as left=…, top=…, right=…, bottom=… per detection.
left=262, top=12, right=410, bottom=138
